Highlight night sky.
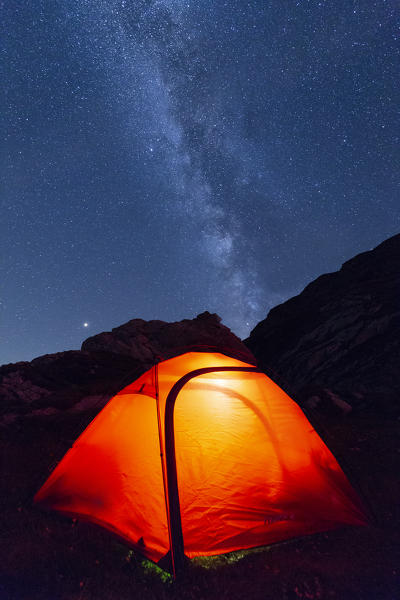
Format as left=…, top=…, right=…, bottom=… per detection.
left=2, top=1, right=400, bottom=365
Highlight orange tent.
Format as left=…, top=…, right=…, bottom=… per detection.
left=34, top=351, right=367, bottom=576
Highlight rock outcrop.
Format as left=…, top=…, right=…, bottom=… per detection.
left=81, top=311, right=251, bottom=363
left=246, top=233, right=400, bottom=416
left=0, top=311, right=253, bottom=429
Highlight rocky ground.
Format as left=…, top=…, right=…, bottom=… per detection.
left=1, top=236, right=400, bottom=599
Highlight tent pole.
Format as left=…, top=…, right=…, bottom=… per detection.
left=154, top=364, right=177, bottom=578
left=164, top=366, right=261, bottom=578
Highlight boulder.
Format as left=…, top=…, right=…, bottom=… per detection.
left=246, top=233, right=400, bottom=415
left=0, top=312, right=253, bottom=430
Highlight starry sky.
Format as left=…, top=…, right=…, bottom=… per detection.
left=2, top=0, right=400, bottom=365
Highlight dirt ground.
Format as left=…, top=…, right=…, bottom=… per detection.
left=1, top=412, right=399, bottom=600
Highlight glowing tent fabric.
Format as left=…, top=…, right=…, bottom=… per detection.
left=34, top=352, right=366, bottom=571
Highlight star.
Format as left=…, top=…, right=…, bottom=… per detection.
left=1, top=1, right=398, bottom=365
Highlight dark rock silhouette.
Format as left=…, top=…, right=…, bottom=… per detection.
left=246, top=233, right=400, bottom=417
left=0, top=311, right=253, bottom=428
left=81, top=310, right=252, bottom=363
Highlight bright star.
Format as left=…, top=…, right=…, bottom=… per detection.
left=83, top=322, right=89, bottom=328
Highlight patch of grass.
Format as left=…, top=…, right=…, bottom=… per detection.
left=136, top=558, right=172, bottom=584
left=191, top=545, right=271, bottom=570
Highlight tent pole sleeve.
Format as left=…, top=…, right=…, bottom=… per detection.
left=164, top=366, right=261, bottom=578
left=154, top=364, right=175, bottom=577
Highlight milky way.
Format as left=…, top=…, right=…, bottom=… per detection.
left=2, top=1, right=400, bottom=364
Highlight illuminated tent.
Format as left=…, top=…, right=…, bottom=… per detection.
left=34, top=351, right=367, bottom=576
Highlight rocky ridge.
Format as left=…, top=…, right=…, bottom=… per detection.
left=0, top=311, right=252, bottom=429
left=246, top=233, right=400, bottom=417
